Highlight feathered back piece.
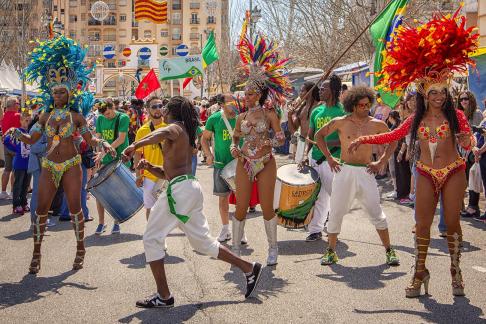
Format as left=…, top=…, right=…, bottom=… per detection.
left=377, top=5, right=479, bottom=95
left=237, top=31, right=292, bottom=103
left=24, top=35, right=93, bottom=116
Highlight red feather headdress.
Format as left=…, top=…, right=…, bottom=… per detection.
left=377, top=6, right=479, bottom=95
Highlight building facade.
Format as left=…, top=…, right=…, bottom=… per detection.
left=50, top=0, right=229, bottom=97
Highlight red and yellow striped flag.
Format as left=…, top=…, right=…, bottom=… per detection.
left=135, top=0, right=168, bottom=24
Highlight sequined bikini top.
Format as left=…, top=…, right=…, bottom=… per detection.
left=417, top=120, right=450, bottom=143
left=45, top=110, right=74, bottom=139
left=240, top=107, right=268, bottom=135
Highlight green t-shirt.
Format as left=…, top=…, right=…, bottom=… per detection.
left=310, top=103, right=346, bottom=161
left=96, top=111, right=131, bottom=165
left=205, top=111, right=236, bottom=169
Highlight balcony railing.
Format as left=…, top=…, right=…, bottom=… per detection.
left=88, top=18, right=102, bottom=26
left=88, top=35, right=101, bottom=41
left=172, top=19, right=181, bottom=25
left=190, top=18, right=200, bottom=24
left=103, top=35, right=116, bottom=41
left=104, top=17, right=116, bottom=25
left=190, top=2, right=200, bottom=9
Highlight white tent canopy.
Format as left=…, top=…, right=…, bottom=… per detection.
left=0, top=61, right=37, bottom=95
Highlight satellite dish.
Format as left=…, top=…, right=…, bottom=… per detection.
left=90, top=1, right=110, bottom=22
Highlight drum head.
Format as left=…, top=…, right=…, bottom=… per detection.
left=277, top=163, right=319, bottom=185
left=221, top=159, right=237, bottom=189
left=87, top=160, right=121, bottom=189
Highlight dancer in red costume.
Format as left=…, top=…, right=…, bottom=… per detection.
left=350, top=6, right=479, bottom=298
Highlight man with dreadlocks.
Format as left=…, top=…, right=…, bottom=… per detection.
left=122, top=96, right=263, bottom=308
left=301, top=75, right=345, bottom=242
left=315, top=86, right=400, bottom=267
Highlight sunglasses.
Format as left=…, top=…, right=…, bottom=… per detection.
left=357, top=102, right=371, bottom=109
left=459, top=97, right=469, bottom=102
left=150, top=104, right=164, bottom=109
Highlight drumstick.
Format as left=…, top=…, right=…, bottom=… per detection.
left=297, top=4, right=392, bottom=106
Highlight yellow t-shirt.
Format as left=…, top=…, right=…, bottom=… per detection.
left=135, top=121, right=167, bottom=181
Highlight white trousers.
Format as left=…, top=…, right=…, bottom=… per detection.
left=327, top=164, right=388, bottom=234
left=295, top=137, right=306, bottom=163
left=143, top=178, right=166, bottom=209
left=308, top=159, right=334, bottom=234
left=144, top=178, right=220, bottom=262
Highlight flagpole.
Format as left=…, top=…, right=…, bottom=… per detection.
left=296, top=0, right=394, bottom=105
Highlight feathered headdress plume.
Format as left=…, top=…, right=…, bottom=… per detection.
left=237, top=28, right=292, bottom=103
left=24, top=35, right=93, bottom=116
left=377, top=5, right=479, bottom=95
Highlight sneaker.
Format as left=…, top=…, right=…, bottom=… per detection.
left=95, top=224, right=107, bottom=235
left=136, top=293, right=174, bottom=308
left=474, top=213, right=486, bottom=222
left=385, top=191, right=397, bottom=200
left=320, top=248, right=338, bottom=265
left=111, top=223, right=121, bottom=234
left=217, top=227, right=231, bottom=242
left=84, top=216, right=94, bottom=222
left=46, top=218, right=56, bottom=227
left=305, top=232, right=322, bottom=242
left=399, top=198, right=414, bottom=206
left=386, top=248, right=400, bottom=266
left=13, top=206, right=24, bottom=215
left=248, top=207, right=256, bottom=213
left=0, top=191, right=11, bottom=199
left=245, top=262, right=263, bottom=298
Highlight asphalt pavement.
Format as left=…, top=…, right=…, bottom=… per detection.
left=0, top=156, right=485, bottom=323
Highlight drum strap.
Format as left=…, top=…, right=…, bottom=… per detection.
left=316, top=147, right=339, bottom=165
left=167, top=174, right=197, bottom=223
left=221, top=111, right=234, bottom=137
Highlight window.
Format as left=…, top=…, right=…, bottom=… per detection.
left=172, top=0, right=181, bottom=10
left=190, top=13, right=199, bottom=24
left=53, top=5, right=58, bottom=11
left=172, top=28, right=181, bottom=40
left=69, top=0, right=77, bottom=7
left=61, top=9, right=65, bottom=14
left=160, top=30, right=169, bottom=37
left=120, top=15, right=127, bottom=22
left=69, top=15, right=77, bottom=23
left=144, top=30, right=152, bottom=38
left=172, top=13, right=181, bottom=24
left=190, top=2, right=200, bottom=9
left=207, top=16, right=216, bottom=24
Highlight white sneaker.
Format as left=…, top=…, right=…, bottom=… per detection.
left=217, top=227, right=231, bottom=242
left=0, top=191, right=11, bottom=199
left=241, top=233, right=248, bottom=245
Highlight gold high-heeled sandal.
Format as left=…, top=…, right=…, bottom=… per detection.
left=71, top=211, right=85, bottom=271
left=405, top=236, right=430, bottom=298
left=448, top=233, right=465, bottom=296
left=29, top=214, right=47, bottom=274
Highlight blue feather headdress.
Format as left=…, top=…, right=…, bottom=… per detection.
left=24, top=35, right=93, bottom=116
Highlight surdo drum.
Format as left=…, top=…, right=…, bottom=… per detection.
left=274, top=163, right=321, bottom=228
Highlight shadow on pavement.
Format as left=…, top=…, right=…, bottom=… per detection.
left=461, top=216, right=486, bottom=231
left=318, top=263, right=406, bottom=290
left=224, top=265, right=288, bottom=300
left=5, top=229, right=31, bottom=241
left=0, top=213, right=20, bottom=222
left=119, top=252, right=184, bottom=269
left=354, top=296, right=484, bottom=323
left=84, top=233, right=143, bottom=247
left=118, top=299, right=260, bottom=323
left=0, top=271, right=97, bottom=310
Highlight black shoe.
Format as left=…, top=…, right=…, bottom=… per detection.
left=245, top=262, right=263, bottom=298
left=136, top=293, right=174, bottom=308
left=305, top=232, right=322, bottom=242
left=474, top=213, right=486, bottom=222
left=462, top=209, right=479, bottom=218
left=248, top=207, right=256, bottom=213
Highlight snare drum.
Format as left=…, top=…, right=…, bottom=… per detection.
left=220, top=159, right=238, bottom=192
left=274, top=163, right=320, bottom=228
left=87, top=160, right=144, bottom=223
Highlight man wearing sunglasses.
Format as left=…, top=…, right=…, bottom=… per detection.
left=201, top=93, right=248, bottom=243
left=134, top=97, right=167, bottom=220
